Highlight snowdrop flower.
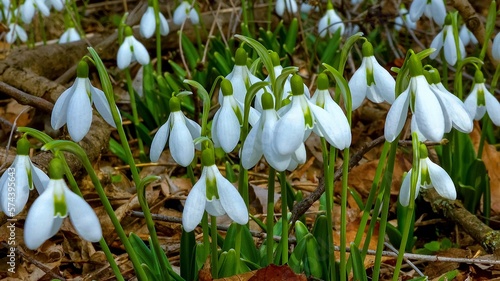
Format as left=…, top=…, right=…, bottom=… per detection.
left=173, top=1, right=199, bottom=25
left=212, top=79, right=246, bottom=153
left=429, top=16, right=466, bottom=66
left=0, top=138, right=49, bottom=217
left=274, top=74, right=351, bottom=158
left=424, top=67, right=472, bottom=133
left=492, top=33, right=500, bottom=61
left=117, top=26, right=150, bottom=69
left=140, top=6, right=169, bottom=38
left=58, top=26, right=81, bottom=44
left=21, top=0, right=50, bottom=24
left=275, top=0, right=297, bottom=17
left=183, top=147, right=248, bottom=232
left=318, top=2, right=344, bottom=38
left=459, top=25, right=477, bottom=46
left=310, top=73, right=351, bottom=143
left=409, top=0, right=446, bottom=26
left=348, top=41, right=396, bottom=110
left=51, top=60, right=116, bottom=142
left=384, top=53, right=445, bottom=142
left=150, top=96, right=201, bottom=166
left=300, top=2, right=318, bottom=14
left=24, top=158, right=102, bottom=249
left=5, top=23, right=27, bottom=44
left=464, top=70, right=500, bottom=126
left=395, top=7, right=417, bottom=31
left=241, top=92, right=293, bottom=171
left=399, top=143, right=456, bottom=206
left=222, top=48, right=264, bottom=106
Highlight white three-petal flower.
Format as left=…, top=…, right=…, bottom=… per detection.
left=140, top=6, right=169, bottom=38
left=117, top=35, right=150, bottom=69
left=430, top=24, right=466, bottom=65
left=318, top=8, right=344, bottom=38
left=173, top=1, right=199, bottom=25
left=409, top=0, right=446, bottom=26
left=183, top=164, right=248, bottom=232
left=24, top=179, right=102, bottom=249
left=464, top=82, right=500, bottom=126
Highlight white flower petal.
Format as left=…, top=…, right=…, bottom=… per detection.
left=464, top=88, right=479, bottom=120
left=32, top=164, right=49, bottom=194
left=430, top=0, right=446, bottom=26
left=66, top=189, right=102, bottom=242
left=205, top=197, right=225, bottom=216
left=189, top=7, right=199, bottom=24
left=169, top=113, right=195, bottom=167
left=24, top=183, right=57, bottom=249
left=426, top=158, right=456, bottom=200
left=213, top=101, right=240, bottom=153
left=140, top=7, right=155, bottom=38
left=493, top=33, right=500, bottom=61
left=51, top=81, right=77, bottom=130
left=150, top=117, right=171, bottom=162
left=182, top=173, right=207, bottom=232
left=275, top=0, right=285, bottom=17
left=131, top=37, right=150, bottom=65
left=310, top=102, right=351, bottom=149
left=399, top=170, right=412, bottom=207
left=409, top=0, right=426, bottom=22
left=185, top=117, right=201, bottom=150
left=261, top=111, right=292, bottom=171
left=485, top=90, right=500, bottom=126
left=429, top=31, right=444, bottom=60
left=67, top=84, right=92, bottom=142
left=215, top=169, right=248, bottom=225
left=117, top=40, right=132, bottom=70
left=413, top=76, right=444, bottom=142
left=384, top=90, right=410, bottom=142
left=274, top=98, right=305, bottom=155
left=159, top=13, right=170, bottom=36
left=173, top=1, right=189, bottom=25
left=434, top=84, right=473, bottom=133
left=241, top=120, right=263, bottom=169
left=443, top=27, right=458, bottom=65
left=348, top=61, right=368, bottom=110
left=372, top=59, right=396, bottom=104
left=90, top=84, right=116, bottom=127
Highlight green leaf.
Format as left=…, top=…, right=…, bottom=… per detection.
left=235, top=34, right=275, bottom=83
left=424, top=241, right=441, bottom=252
left=305, top=234, right=322, bottom=278
left=350, top=242, right=367, bottom=281
left=338, top=32, right=364, bottom=73
left=283, top=18, right=298, bottom=55
left=218, top=249, right=237, bottom=278
left=180, top=32, right=200, bottom=70
left=322, top=63, right=353, bottom=121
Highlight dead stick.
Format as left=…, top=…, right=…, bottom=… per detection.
left=0, top=81, right=54, bottom=112
left=423, top=188, right=500, bottom=255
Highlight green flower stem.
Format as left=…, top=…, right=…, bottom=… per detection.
left=124, top=68, right=146, bottom=161
left=349, top=141, right=390, bottom=270
left=202, top=213, right=210, bottom=258
left=152, top=0, right=162, bottom=74
left=41, top=140, right=148, bottom=281
left=372, top=141, right=398, bottom=281
left=441, top=52, right=448, bottom=88
left=279, top=172, right=288, bottom=264
left=137, top=179, right=171, bottom=281
left=339, top=147, right=350, bottom=281
left=70, top=0, right=82, bottom=33
left=58, top=154, right=125, bottom=281
left=321, top=139, right=336, bottom=280
left=392, top=135, right=420, bottom=281
left=38, top=13, right=47, bottom=45
left=211, top=215, right=219, bottom=279
left=477, top=117, right=490, bottom=159
left=266, top=167, right=276, bottom=265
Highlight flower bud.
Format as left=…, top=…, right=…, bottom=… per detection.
left=317, top=73, right=329, bottom=90
left=271, top=51, right=280, bottom=67
left=221, top=78, right=234, bottom=96
left=235, top=48, right=247, bottom=66
left=291, top=74, right=304, bottom=96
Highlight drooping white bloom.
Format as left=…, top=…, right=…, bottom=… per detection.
left=140, top=6, right=169, bottom=38
left=318, top=2, right=344, bottom=38
left=310, top=73, right=351, bottom=145
left=384, top=54, right=445, bottom=142
left=464, top=70, right=500, bottom=126
left=183, top=148, right=248, bottom=232
left=24, top=159, right=102, bottom=249
left=275, top=0, right=297, bottom=17
left=222, top=48, right=264, bottom=106
left=0, top=138, right=49, bottom=216
left=6, top=23, right=27, bottom=44
left=399, top=144, right=456, bottom=206
left=51, top=61, right=116, bottom=142
left=117, top=26, right=150, bottom=69
left=429, top=18, right=466, bottom=65
left=150, top=96, right=201, bottom=166
left=59, top=27, right=81, bottom=44
left=492, top=33, right=500, bottom=61
left=409, top=0, right=446, bottom=26
left=300, top=2, right=318, bottom=14
left=348, top=41, right=395, bottom=110
left=395, top=7, right=417, bottom=31
left=241, top=92, right=293, bottom=171
left=21, top=0, right=50, bottom=23
left=212, top=79, right=246, bottom=153
left=173, top=1, right=199, bottom=25
left=459, top=25, right=477, bottom=46
left=425, top=68, right=472, bottom=133
left=274, top=74, right=351, bottom=157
